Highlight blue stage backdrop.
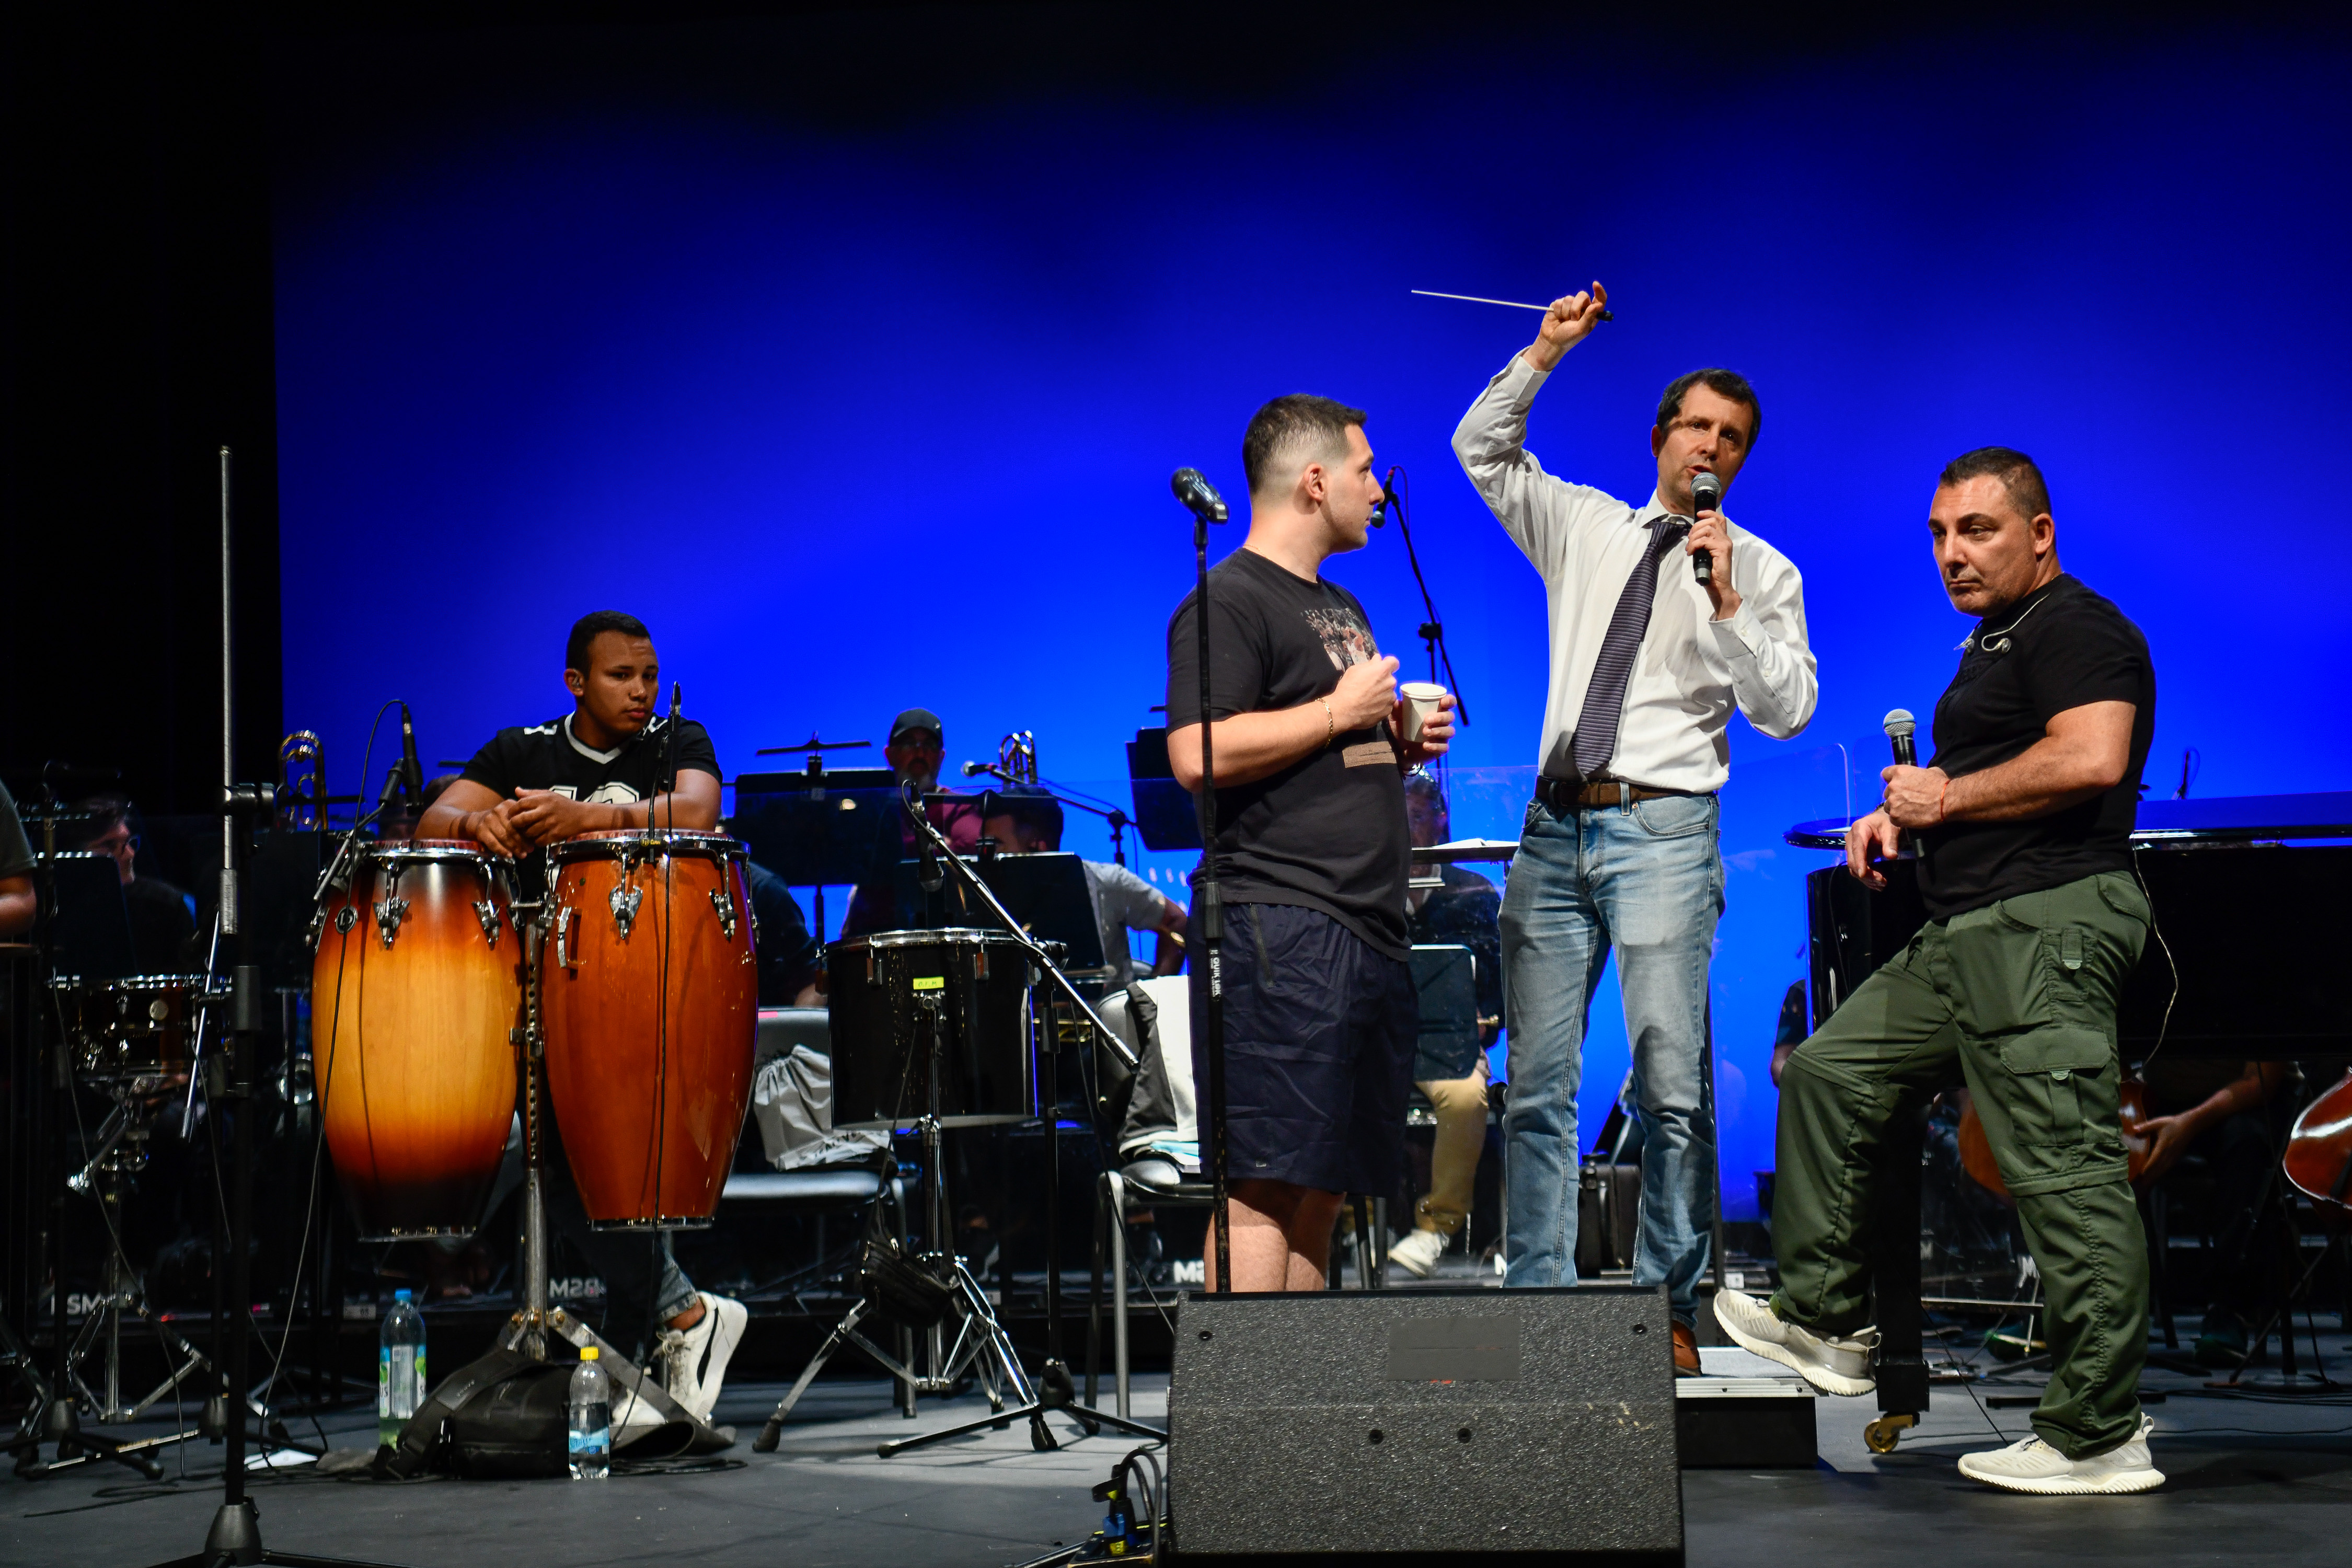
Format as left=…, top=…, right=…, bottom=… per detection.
left=273, top=21, right=2352, bottom=1220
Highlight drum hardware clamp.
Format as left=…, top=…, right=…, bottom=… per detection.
left=472, top=899, right=503, bottom=944
left=609, top=882, right=643, bottom=937
left=374, top=895, right=408, bottom=948
left=708, top=887, right=737, bottom=940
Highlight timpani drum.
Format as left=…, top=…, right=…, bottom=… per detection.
left=314, top=839, right=521, bottom=1241
left=827, top=928, right=1035, bottom=1130
left=541, top=829, right=757, bottom=1229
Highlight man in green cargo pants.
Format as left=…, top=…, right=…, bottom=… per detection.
left=1715, top=446, right=2164, bottom=1495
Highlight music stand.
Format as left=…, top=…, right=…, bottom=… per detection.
left=1125, top=729, right=1201, bottom=854
left=890, top=852, right=1106, bottom=973
left=731, top=763, right=905, bottom=940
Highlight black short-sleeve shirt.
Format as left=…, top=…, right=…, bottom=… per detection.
left=1917, top=574, right=2154, bottom=919
left=1166, top=547, right=1409, bottom=959
left=459, top=712, right=719, bottom=807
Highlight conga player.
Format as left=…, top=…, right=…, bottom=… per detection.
left=418, top=609, right=746, bottom=1435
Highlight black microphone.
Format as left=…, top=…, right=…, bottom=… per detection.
left=1172, top=467, right=1229, bottom=524
left=397, top=701, right=425, bottom=809
left=1374, top=467, right=1398, bottom=530
left=961, top=760, right=989, bottom=778
left=1884, top=708, right=1919, bottom=857
left=1689, top=470, right=1723, bottom=583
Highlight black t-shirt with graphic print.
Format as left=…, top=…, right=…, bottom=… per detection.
left=1916, top=574, right=2154, bottom=920
left=1166, top=546, right=1409, bottom=960
left=458, top=712, right=721, bottom=894
left=459, top=712, right=720, bottom=806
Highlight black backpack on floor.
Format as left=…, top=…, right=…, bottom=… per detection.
left=377, top=1347, right=578, bottom=1480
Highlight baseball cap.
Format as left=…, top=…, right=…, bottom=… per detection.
left=889, top=708, right=944, bottom=744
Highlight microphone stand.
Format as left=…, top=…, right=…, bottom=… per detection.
left=859, top=788, right=1160, bottom=1455
left=1383, top=467, right=1470, bottom=728
left=1188, top=508, right=1233, bottom=1294
left=963, top=763, right=1135, bottom=869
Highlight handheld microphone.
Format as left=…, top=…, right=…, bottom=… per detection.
left=1883, top=708, right=1917, bottom=768
left=1689, top=471, right=1723, bottom=584
left=1884, top=708, right=1919, bottom=858
left=1172, top=467, right=1229, bottom=524
left=397, top=701, right=425, bottom=810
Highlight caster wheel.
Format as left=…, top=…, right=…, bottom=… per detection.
left=1864, top=1412, right=1917, bottom=1454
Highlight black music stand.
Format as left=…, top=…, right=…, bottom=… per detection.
left=39, top=852, right=135, bottom=982
left=730, top=762, right=907, bottom=940
left=892, top=852, right=1106, bottom=973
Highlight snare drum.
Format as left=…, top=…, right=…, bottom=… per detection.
left=55, top=974, right=222, bottom=1082
left=827, top=928, right=1034, bottom=1130
left=313, top=839, right=521, bottom=1240
left=541, top=830, right=758, bottom=1229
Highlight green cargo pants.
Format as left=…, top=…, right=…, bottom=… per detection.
left=1770, top=868, right=2152, bottom=1459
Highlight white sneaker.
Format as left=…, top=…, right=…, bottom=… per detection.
left=1387, top=1227, right=1451, bottom=1279
left=1958, top=1412, right=2163, bottom=1495
left=610, top=1364, right=671, bottom=1444
left=656, top=1292, right=747, bottom=1421
left=1712, top=1287, right=1878, bottom=1397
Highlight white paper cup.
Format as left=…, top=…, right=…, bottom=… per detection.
left=1400, top=682, right=1448, bottom=744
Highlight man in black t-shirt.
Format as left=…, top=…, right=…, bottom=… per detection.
left=78, top=796, right=198, bottom=973
left=417, top=610, right=745, bottom=1438
left=1715, top=449, right=2165, bottom=1496
left=1165, top=394, right=1456, bottom=1292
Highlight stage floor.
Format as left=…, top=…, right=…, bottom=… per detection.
left=8, top=1347, right=2351, bottom=1567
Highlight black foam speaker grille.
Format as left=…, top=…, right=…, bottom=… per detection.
left=1168, top=1285, right=1682, bottom=1563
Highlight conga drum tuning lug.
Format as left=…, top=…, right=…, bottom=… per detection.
left=708, top=887, right=737, bottom=941
left=374, top=896, right=409, bottom=948
left=555, top=905, right=577, bottom=969
left=473, top=900, right=503, bottom=945
left=609, top=883, right=643, bottom=937
left=304, top=905, right=328, bottom=954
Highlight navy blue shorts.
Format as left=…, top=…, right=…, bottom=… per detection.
left=1187, top=901, right=1416, bottom=1196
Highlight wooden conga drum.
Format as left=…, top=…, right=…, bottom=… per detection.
left=314, top=840, right=521, bottom=1240
left=541, top=829, right=757, bottom=1228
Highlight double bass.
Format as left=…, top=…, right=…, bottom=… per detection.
left=2284, top=1069, right=2352, bottom=1218
left=1955, top=1077, right=2152, bottom=1205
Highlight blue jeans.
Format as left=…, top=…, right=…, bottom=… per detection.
left=1500, top=790, right=1722, bottom=1318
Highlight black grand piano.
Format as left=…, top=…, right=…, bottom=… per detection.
left=1786, top=791, right=2352, bottom=1448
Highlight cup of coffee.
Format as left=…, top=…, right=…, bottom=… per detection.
left=1400, top=682, right=1448, bottom=744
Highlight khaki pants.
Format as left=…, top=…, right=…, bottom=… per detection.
left=1413, top=1062, right=1489, bottom=1235
left=1771, top=869, right=2151, bottom=1459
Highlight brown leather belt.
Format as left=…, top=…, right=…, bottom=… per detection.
left=1534, top=776, right=1692, bottom=811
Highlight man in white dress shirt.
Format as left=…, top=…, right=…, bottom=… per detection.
left=1452, top=281, right=1816, bottom=1372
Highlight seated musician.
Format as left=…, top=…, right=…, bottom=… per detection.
left=0, top=781, right=35, bottom=937
left=416, top=609, right=746, bottom=1436
left=2135, top=1058, right=2291, bottom=1366
left=1387, top=772, right=1503, bottom=1279
left=1716, top=449, right=2166, bottom=1495
left=979, top=785, right=1187, bottom=985
left=77, top=794, right=199, bottom=973
left=841, top=707, right=984, bottom=937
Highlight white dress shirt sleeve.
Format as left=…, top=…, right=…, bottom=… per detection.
left=1451, top=353, right=1621, bottom=580
left=1705, top=548, right=1817, bottom=739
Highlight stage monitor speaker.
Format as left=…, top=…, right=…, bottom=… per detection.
left=1168, top=1285, right=1681, bottom=1566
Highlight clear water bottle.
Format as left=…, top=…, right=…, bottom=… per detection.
left=377, top=1289, right=426, bottom=1450
left=568, top=1347, right=612, bottom=1480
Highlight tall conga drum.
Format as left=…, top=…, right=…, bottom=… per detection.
left=541, top=829, right=757, bottom=1228
left=314, top=840, right=521, bottom=1240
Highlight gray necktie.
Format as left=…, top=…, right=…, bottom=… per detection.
left=1569, top=514, right=1690, bottom=781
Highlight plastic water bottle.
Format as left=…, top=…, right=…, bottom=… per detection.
left=377, top=1290, right=426, bottom=1450
left=568, top=1347, right=612, bottom=1480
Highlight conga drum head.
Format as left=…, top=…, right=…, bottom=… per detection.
left=827, top=928, right=1035, bottom=1131
left=314, top=839, right=520, bottom=1241
left=541, top=829, right=758, bottom=1230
